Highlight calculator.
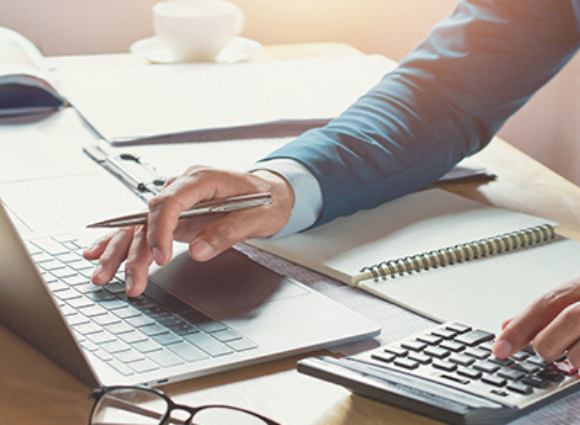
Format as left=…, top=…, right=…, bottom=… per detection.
left=297, top=323, right=580, bottom=424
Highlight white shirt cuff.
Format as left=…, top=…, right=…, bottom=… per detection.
left=249, top=158, right=323, bottom=238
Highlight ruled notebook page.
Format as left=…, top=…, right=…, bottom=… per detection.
left=360, top=236, right=580, bottom=333
left=249, top=188, right=552, bottom=285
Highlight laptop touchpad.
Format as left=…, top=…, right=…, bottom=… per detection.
left=149, top=248, right=308, bottom=317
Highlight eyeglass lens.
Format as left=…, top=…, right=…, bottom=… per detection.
left=91, top=388, right=273, bottom=425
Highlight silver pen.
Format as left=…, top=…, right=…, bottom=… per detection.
left=87, top=192, right=272, bottom=228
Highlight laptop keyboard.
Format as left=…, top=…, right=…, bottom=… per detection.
left=25, top=235, right=257, bottom=377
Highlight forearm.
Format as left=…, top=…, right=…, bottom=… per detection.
left=260, top=0, right=580, bottom=226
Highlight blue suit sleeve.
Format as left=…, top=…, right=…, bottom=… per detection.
left=259, top=0, right=580, bottom=226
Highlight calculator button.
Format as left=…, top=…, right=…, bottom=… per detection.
left=432, top=359, right=457, bottom=372
left=496, top=367, right=525, bottom=381
left=439, top=340, right=465, bottom=352
left=401, top=340, right=427, bottom=352
left=510, top=351, right=530, bottom=361
left=488, top=356, right=514, bottom=367
left=384, top=346, right=408, bottom=357
left=440, top=373, right=470, bottom=385
left=457, top=367, right=482, bottom=379
left=454, top=330, right=495, bottom=346
left=464, top=347, right=490, bottom=360
left=481, top=375, right=507, bottom=387
left=448, top=354, right=475, bottom=367
left=507, top=382, right=533, bottom=395
left=371, top=352, right=396, bottom=364
left=554, top=359, right=579, bottom=375
left=431, top=329, right=457, bottom=339
left=526, top=355, right=552, bottom=368
left=538, top=369, right=566, bottom=383
left=445, top=323, right=472, bottom=334
left=473, top=361, right=500, bottom=374
left=522, top=376, right=551, bottom=389
left=424, top=347, right=451, bottom=359
left=512, top=361, right=541, bottom=374
left=417, top=335, right=442, bottom=345
left=408, top=353, right=432, bottom=365
left=394, top=358, right=420, bottom=370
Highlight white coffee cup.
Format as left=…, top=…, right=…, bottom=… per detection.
left=153, top=0, right=246, bottom=62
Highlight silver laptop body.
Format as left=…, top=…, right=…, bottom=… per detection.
left=0, top=199, right=380, bottom=387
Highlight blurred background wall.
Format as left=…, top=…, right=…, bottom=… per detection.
left=2, top=0, right=580, bottom=185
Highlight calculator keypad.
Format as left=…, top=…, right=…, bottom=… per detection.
left=362, top=323, right=580, bottom=406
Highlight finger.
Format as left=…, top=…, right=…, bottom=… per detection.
left=501, top=318, right=512, bottom=330
left=493, top=282, right=580, bottom=358
left=188, top=209, right=270, bottom=261
left=533, top=301, right=580, bottom=361
left=567, top=339, right=580, bottom=368
left=124, top=225, right=154, bottom=297
left=91, top=228, right=134, bottom=286
left=83, top=232, right=115, bottom=260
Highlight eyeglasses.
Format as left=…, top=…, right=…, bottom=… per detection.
left=89, top=386, right=281, bottom=425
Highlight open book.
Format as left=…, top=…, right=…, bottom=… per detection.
left=0, top=27, right=64, bottom=116
left=248, top=189, right=580, bottom=332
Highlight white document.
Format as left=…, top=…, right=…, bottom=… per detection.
left=52, top=55, right=397, bottom=145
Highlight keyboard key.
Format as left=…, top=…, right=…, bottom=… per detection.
left=86, top=291, right=116, bottom=302
left=32, top=238, right=69, bottom=255
left=79, top=305, right=108, bottom=317
left=115, top=349, right=145, bottom=364
left=87, top=331, right=117, bottom=345
left=51, top=267, right=78, bottom=279
left=126, top=315, right=156, bottom=328
left=212, top=329, right=243, bottom=343
left=538, top=369, right=566, bottom=383
left=440, top=374, right=470, bottom=385
left=510, top=351, right=530, bottom=361
left=66, top=314, right=90, bottom=326
left=454, top=330, right=495, bottom=346
left=168, top=322, right=199, bottom=336
left=526, top=355, right=552, bottom=368
left=168, top=342, right=209, bottom=362
left=62, top=275, right=88, bottom=286
left=152, top=332, right=183, bottom=346
left=197, top=321, right=229, bottom=333
left=478, top=340, right=495, bottom=352
left=73, top=322, right=103, bottom=335
left=488, top=356, right=514, bottom=367
left=100, top=299, right=128, bottom=311
left=94, top=350, right=113, bottom=362
left=54, top=288, right=82, bottom=301
left=132, top=339, right=163, bottom=354
left=107, top=359, right=134, bottom=376
left=105, top=321, right=134, bottom=335
left=66, top=296, right=95, bottom=309
left=119, top=331, right=148, bottom=344
left=184, top=333, right=233, bottom=357
left=92, top=313, right=121, bottom=326
left=140, top=323, right=171, bottom=337
left=147, top=349, right=185, bottom=367
left=226, top=338, right=258, bottom=352
left=507, top=382, right=533, bottom=395
left=128, top=358, right=159, bottom=373
left=100, top=340, right=131, bottom=354
left=112, top=306, right=141, bottom=319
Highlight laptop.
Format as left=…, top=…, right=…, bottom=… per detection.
left=0, top=198, right=380, bottom=387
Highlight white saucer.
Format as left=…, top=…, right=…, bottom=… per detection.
left=130, top=36, right=263, bottom=64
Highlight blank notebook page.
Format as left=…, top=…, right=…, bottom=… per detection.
left=249, top=189, right=552, bottom=284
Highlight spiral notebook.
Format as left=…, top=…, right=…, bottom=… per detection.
left=248, top=189, right=580, bottom=332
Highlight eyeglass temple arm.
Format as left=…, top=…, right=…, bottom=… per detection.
left=93, top=397, right=186, bottom=425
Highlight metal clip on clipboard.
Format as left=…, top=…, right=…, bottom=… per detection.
left=83, top=144, right=166, bottom=202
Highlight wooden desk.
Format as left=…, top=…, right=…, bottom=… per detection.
left=2, top=44, right=580, bottom=425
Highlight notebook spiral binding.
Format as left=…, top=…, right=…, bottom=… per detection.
left=359, top=224, right=556, bottom=281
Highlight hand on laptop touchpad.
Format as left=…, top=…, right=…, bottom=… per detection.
left=148, top=248, right=309, bottom=317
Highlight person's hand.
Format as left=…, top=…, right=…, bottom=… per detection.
left=83, top=166, right=295, bottom=297
left=493, top=277, right=580, bottom=367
